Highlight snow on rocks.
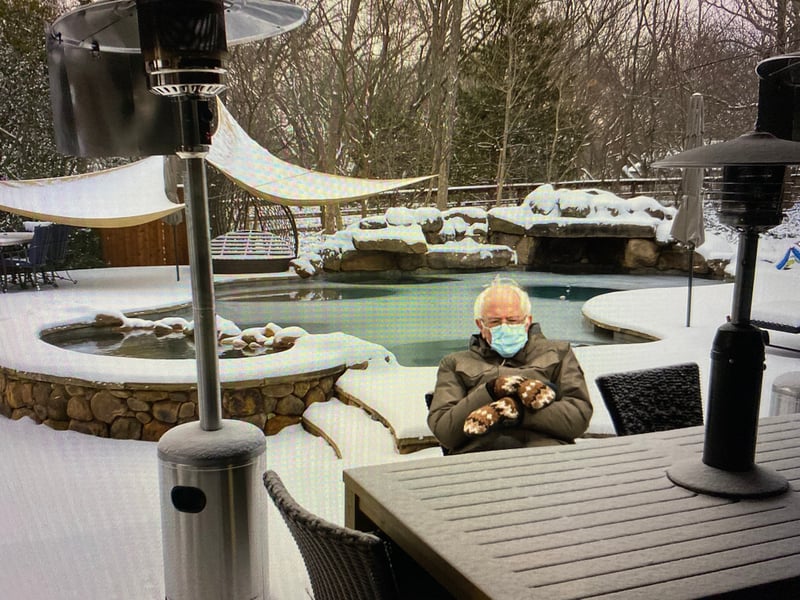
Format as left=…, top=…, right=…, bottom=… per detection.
left=513, top=184, right=677, bottom=227
left=414, top=206, right=443, bottom=232
left=291, top=185, right=724, bottom=277
left=299, top=203, right=509, bottom=273
left=385, top=206, right=417, bottom=226
left=290, top=252, right=322, bottom=278
left=351, top=224, right=428, bottom=254
left=426, top=239, right=516, bottom=269
left=89, top=308, right=310, bottom=356
left=525, top=184, right=560, bottom=215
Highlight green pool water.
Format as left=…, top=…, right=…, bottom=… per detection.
left=43, top=271, right=712, bottom=366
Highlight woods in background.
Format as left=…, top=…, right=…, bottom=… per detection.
left=1, top=0, right=798, bottom=233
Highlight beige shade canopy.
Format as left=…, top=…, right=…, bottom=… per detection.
left=206, top=100, right=434, bottom=206
left=0, top=102, right=433, bottom=226
left=0, top=157, right=183, bottom=228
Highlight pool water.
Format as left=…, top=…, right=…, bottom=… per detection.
left=43, top=272, right=714, bottom=367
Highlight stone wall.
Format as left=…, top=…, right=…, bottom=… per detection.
left=0, top=366, right=344, bottom=441
left=489, top=229, right=730, bottom=278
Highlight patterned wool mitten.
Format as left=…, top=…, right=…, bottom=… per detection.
left=487, top=375, right=526, bottom=400
left=463, top=398, right=521, bottom=437
left=517, top=379, right=556, bottom=410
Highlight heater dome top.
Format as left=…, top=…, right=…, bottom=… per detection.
left=51, top=0, right=307, bottom=54
left=653, top=131, right=800, bottom=169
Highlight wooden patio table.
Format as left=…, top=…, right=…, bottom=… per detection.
left=344, top=413, right=800, bottom=600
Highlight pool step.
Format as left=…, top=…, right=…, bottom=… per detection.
left=302, top=398, right=404, bottom=464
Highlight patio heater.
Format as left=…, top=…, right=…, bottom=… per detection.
left=46, top=1, right=306, bottom=598
left=654, top=55, right=800, bottom=498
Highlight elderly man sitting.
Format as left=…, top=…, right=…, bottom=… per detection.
left=427, top=277, right=592, bottom=454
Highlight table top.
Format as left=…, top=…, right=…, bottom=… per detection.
left=344, top=414, right=800, bottom=600
left=0, top=232, right=34, bottom=247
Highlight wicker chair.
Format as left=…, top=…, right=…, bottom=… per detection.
left=595, top=362, right=704, bottom=436
left=263, top=470, right=402, bottom=600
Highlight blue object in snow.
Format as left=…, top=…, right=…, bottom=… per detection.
left=775, top=245, right=800, bottom=270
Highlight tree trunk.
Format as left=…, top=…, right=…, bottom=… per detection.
left=322, top=0, right=362, bottom=233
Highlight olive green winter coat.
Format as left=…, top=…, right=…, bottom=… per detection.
left=428, top=327, right=592, bottom=454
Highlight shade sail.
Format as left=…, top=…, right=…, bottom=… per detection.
left=0, top=102, right=433, bottom=226
left=207, top=101, right=435, bottom=206
left=0, top=157, right=183, bottom=228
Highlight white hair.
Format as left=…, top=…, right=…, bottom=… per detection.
left=473, top=276, right=532, bottom=320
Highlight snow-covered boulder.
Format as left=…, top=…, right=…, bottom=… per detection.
left=443, top=206, right=488, bottom=225
left=628, top=195, right=675, bottom=221
left=414, top=206, right=443, bottom=233
left=351, top=224, right=428, bottom=254
left=558, top=189, right=592, bottom=218
left=291, top=253, right=322, bottom=278
left=385, top=206, right=416, bottom=226
left=523, top=184, right=560, bottom=216
left=358, top=215, right=387, bottom=230
left=426, top=239, right=515, bottom=269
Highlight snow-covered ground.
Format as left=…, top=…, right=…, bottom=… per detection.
left=1, top=190, right=799, bottom=598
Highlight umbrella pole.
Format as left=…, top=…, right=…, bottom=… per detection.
left=173, top=223, right=180, bottom=282
left=686, top=242, right=694, bottom=327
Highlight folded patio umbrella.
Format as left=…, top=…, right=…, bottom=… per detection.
left=670, top=93, right=705, bottom=326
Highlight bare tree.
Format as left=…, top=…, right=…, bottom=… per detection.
left=413, top=0, right=464, bottom=210
left=705, top=0, right=799, bottom=54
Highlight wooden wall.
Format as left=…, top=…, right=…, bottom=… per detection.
left=100, top=220, right=189, bottom=267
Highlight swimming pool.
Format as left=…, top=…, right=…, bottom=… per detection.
left=43, top=272, right=714, bottom=366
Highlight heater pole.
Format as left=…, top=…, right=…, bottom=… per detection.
left=729, top=228, right=759, bottom=325
left=182, top=152, right=222, bottom=432
left=702, top=228, right=764, bottom=471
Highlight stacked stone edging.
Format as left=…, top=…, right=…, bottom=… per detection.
left=0, top=366, right=344, bottom=441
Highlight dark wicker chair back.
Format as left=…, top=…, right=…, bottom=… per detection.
left=263, top=470, right=401, bottom=600
left=595, top=362, right=704, bottom=436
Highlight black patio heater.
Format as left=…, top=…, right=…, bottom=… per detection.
left=46, top=1, right=306, bottom=598
left=654, top=55, right=800, bottom=498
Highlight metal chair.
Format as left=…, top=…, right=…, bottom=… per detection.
left=2, top=225, right=53, bottom=290
left=263, top=470, right=403, bottom=600
left=595, top=362, right=704, bottom=436
left=44, top=224, right=77, bottom=285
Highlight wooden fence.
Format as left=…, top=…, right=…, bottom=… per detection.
left=100, top=219, right=189, bottom=267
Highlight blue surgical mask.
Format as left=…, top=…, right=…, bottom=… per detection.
left=489, top=323, right=528, bottom=358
